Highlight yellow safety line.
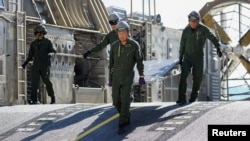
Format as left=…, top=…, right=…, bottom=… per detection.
left=72, top=107, right=141, bottom=141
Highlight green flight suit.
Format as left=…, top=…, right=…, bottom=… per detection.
left=110, top=38, right=144, bottom=125
left=90, top=30, right=118, bottom=53
left=24, top=37, right=56, bottom=102
left=88, top=30, right=118, bottom=83
left=178, top=24, right=220, bottom=101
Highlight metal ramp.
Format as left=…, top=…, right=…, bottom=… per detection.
left=32, top=0, right=56, bottom=24
left=87, top=0, right=111, bottom=33
left=61, top=0, right=89, bottom=28
left=29, top=0, right=110, bottom=32
left=46, top=0, right=70, bottom=27
left=55, top=0, right=73, bottom=27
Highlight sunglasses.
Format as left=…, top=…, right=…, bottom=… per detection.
left=109, top=20, right=117, bottom=25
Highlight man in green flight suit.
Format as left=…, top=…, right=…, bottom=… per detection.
left=83, top=13, right=120, bottom=86
left=22, top=24, right=56, bottom=104
left=83, top=13, right=119, bottom=60
left=110, top=21, right=146, bottom=134
left=176, top=11, right=223, bottom=105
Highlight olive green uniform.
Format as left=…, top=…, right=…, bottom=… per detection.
left=90, top=30, right=118, bottom=53
left=110, top=38, right=144, bottom=125
left=178, top=24, right=220, bottom=101
left=86, top=30, right=118, bottom=85
left=24, top=38, right=56, bottom=102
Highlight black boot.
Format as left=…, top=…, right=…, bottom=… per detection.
left=127, top=112, right=131, bottom=125
left=176, top=99, right=186, bottom=105
left=189, top=98, right=196, bottom=103
left=189, top=92, right=198, bottom=103
left=118, top=118, right=130, bottom=134
left=50, top=96, right=55, bottom=104
left=118, top=125, right=125, bottom=134
left=118, top=123, right=128, bottom=134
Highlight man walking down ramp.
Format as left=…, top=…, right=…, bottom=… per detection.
left=109, top=21, right=146, bottom=134
left=177, top=11, right=222, bottom=105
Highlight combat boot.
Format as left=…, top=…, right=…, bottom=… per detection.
left=189, top=98, right=196, bottom=103
left=189, top=92, right=198, bottom=103
left=118, top=123, right=128, bottom=134
left=176, top=99, right=186, bottom=105
left=118, top=125, right=125, bottom=134
left=189, top=94, right=197, bottom=103
left=118, top=119, right=130, bottom=134
left=128, top=112, right=131, bottom=125
left=50, top=96, right=55, bottom=104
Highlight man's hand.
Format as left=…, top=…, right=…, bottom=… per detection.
left=52, top=52, right=56, bottom=57
left=83, top=51, right=92, bottom=59
left=22, top=63, right=26, bottom=69
left=108, top=81, right=112, bottom=87
left=108, top=72, right=113, bottom=87
left=139, top=76, right=146, bottom=85
left=179, top=58, right=183, bottom=65
left=217, top=48, right=222, bottom=57
left=49, top=52, right=56, bottom=57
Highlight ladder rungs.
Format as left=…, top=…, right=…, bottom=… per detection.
left=18, top=25, right=24, bottom=28
left=18, top=94, right=26, bottom=96
left=18, top=53, right=25, bottom=55
left=18, top=80, right=26, bottom=83
left=18, top=39, right=25, bottom=41
left=9, top=1, right=17, bottom=5
left=34, top=0, right=44, bottom=1
left=17, top=11, right=26, bottom=14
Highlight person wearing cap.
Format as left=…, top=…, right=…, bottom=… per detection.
left=110, top=21, right=146, bottom=134
left=176, top=11, right=223, bottom=105
left=83, top=13, right=120, bottom=87
left=22, top=24, right=56, bottom=104
left=83, top=13, right=119, bottom=59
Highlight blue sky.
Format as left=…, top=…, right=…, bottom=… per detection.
left=102, top=0, right=213, bottom=29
